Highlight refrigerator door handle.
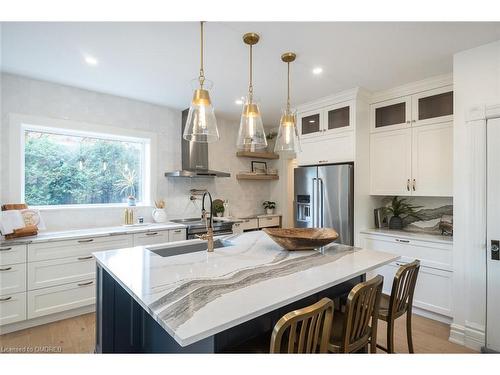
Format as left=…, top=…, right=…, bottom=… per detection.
left=312, top=178, right=317, bottom=227
left=319, top=177, right=324, bottom=227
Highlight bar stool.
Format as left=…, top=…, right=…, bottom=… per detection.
left=377, top=260, right=420, bottom=353
left=270, top=297, right=334, bottom=353
left=328, top=275, right=384, bottom=353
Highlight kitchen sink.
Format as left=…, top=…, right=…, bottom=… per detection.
left=147, top=238, right=231, bottom=257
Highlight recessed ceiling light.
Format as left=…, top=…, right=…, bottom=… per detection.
left=312, top=67, right=323, bottom=75
left=235, top=98, right=244, bottom=105
left=84, top=55, right=98, bottom=66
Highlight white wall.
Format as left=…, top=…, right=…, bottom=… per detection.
left=0, top=73, right=276, bottom=230
left=451, top=40, right=500, bottom=350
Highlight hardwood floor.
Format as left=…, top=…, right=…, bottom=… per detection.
left=0, top=313, right=476, bottom=354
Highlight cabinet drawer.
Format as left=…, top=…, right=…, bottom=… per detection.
left=375, top=261, right=452, bottom=317
left=0, top=244, right=27, bottom=266
left=28, top=234, right=132, bottom=262
left=0, top=292, right=26, bottom=326
left=27, top=279, right=95, bottom=319
left=361, top=234, right=452, bottom=270
left=239, top=218, right=259, bottom=231
left=133, top=231, right=170, bottom=246
left=28, top=256, right=95, bottom=290
left=169, top=228, right=186, bottom=242
left=258, top=217, right=280, bottom=228
left=0, top=263, right=26, bottom=296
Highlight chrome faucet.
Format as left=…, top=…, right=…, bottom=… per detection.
left=198, top=191, right=214, bottom=252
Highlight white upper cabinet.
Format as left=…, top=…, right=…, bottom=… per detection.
left=370, top=129, right=412, bottom=196
left=411, top=122, right=453, bottom=196
left=296, top=90, right=365, bottom=167
left=370, top=96, right=412, bottom=133
left=369, top=84, right=453, bottom=197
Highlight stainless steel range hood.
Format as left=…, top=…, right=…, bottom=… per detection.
left=165, top=109, right=230, bottom=178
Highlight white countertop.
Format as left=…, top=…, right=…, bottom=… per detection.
left=0, top=222, right=186, bottom=245
left=360, top=228, right=453, bottom=244
left=93, top=231, right=398, bottom=347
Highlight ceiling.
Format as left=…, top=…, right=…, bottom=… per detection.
left=2, top=22, right=500, bottom=124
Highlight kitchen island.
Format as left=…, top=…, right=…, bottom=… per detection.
left=93, top=231, right=398, bottom=353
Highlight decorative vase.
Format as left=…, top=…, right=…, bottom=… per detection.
left=266, top=208, right=274, bottom=215
left=127, top=196, right=136, bottom=206
left=267, top=138, right=276, bottom=152
left=216, top=212, right=223, bottom=217
left=152, top=208, right=167, bottom=223
left=389, top=215, right=403, bottom=230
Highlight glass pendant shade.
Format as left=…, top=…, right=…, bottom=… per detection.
left=183, top=88, right=219, bottom=143
left=274, top=109, right=301, bottom=153
left=236, top=97, right=267, bottom=151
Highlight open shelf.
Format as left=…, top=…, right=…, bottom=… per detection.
left=236, top=174, right=279, bottom=181
left=236, top=151, right=279, bottom=160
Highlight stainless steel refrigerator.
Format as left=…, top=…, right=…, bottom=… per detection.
left=294, top=163, right=354, bottom=246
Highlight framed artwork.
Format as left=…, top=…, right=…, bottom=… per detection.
left=251, top=161, right=267, bottom=174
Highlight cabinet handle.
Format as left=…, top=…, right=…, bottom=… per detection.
left=395, top=262, right=407, bottom=266
left=146, top=232, right=159, bottom=236
left=412, top=119, right=416, bottom=123
left=77, top=281, right=94, bottom=287
left=0, top=266, right=12, bottom=271
left=0, top=247, right=12, bottom=251
left=173, top=229, right=182, bottom=233
left=412, top=179, right=416, bottom=191
left=0, top=296, right=12, bottom=302
left=406, top=121, right=411, bottom=125
left=406, top=179, right=410, bottom=191
left=77, top=238, right=94, bottom=243
left=395, top=238, right=410, bottom=243
left=318, top=160, right=328, bottom=164
left=77, top=255, right=93, bottom=261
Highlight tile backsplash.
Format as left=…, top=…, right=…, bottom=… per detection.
left=375, top=196, right=453, bottom=235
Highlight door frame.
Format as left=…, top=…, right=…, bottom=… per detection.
left=463, top=103, right=500, bottom=353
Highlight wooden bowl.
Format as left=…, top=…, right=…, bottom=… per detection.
left=263, top=228, right=339, bottom=251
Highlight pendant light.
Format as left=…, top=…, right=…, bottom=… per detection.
left=183, top=21, right=219, bottom=143
left=275, top=52, right=301, bottom=153
left=236, top=33, right=267, bottom=151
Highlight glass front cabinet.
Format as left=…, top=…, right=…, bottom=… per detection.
left=298, top=101, right=353, bottom=139
left=370, top=85, right=453, bottom=132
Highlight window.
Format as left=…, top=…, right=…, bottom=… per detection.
left=21, top=124, right=151, bottom=207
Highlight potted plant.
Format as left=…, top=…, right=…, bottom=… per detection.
left=383, top=196, right=422, bottom=230
left=213, top=200, right=225, bottom=217
left=266, top=131, right=277, bottom=152
left=263, top=200, right=276, bottom=215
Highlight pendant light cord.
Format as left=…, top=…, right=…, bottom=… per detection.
left=248, top=44, right=253, bottom=101
left=199, top=21, right=205, bottom=88
left=286, top=62, right=291, bottom=111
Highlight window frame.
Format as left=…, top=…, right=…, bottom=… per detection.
left=9, top=114, right=156, bottom=209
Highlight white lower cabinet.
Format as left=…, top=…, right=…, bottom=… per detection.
left=169, top=228, right=186, bottom=242
left=360, top=231, right=453, bottom=321
left=28, top=256, right=95, bottom=290
left=0, top=292, right=27, bottom=325
left=0, top=244, right=27, bottom=265
left=0, top=263, right=27, bottom=296
left=258, top=216, right=280, bottom=228
left=27, top=279, right=95, bottom=319
left=133, top=230, right=170, bottom=246
left=239, top=219, right=259, bottom=231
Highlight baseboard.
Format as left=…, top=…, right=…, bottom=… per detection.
left=412, top=306, right=452, bottom=324
left=449, top=322, right=485, bottom=351
left=0, top=305, right=95, bottom=335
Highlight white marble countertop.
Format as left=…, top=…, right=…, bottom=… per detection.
left=93, top=231, right=398, bottom=347
left=0, top=222, right=186, bottom=245
left=360, top=228, right=453, bottom=244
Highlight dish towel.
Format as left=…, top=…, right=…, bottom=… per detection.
left=0, top=210, right=26, bottom=235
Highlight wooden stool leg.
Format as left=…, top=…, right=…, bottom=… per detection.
left=387, top=320, right=395, bottom=354
left=406, top=311, right=414, bottom=353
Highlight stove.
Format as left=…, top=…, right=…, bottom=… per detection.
left=170, top=218, right=234, bottom=239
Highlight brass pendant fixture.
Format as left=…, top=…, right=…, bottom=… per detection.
left=236, top=32, right=267, bottom=151
left=275, top=52, right=301, bottom=153
left=183, top=21, right=219, bottom=143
